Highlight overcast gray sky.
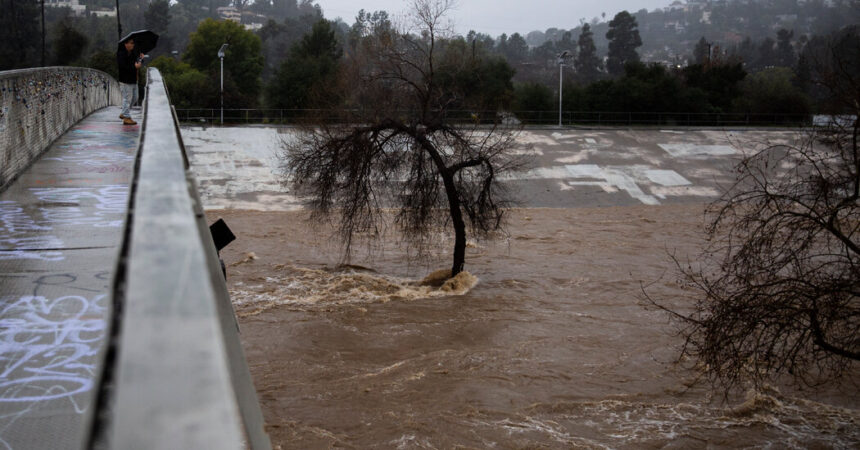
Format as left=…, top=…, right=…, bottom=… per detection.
left=315, top=0, right=672, bottom=35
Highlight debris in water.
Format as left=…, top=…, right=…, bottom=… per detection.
left=420, top=269, right=452, bottom=287
left=230, top=252, right=258, bottom=266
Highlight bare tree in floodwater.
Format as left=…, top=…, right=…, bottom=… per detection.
left=645, top=27, right=860, bottom=392
left=280, top=0, right=525, bottom=277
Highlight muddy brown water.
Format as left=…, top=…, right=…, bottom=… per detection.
left=212, top=205, right=858, bottom=449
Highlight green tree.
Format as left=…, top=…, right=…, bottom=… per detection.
left=605, top=10, right=642, bottom=76
left=150, top=55, right=214, bottom=108
left=266, top=19, right=342, bottom=110
left=513, top=82, right=554, bottom=121
left=436, top=39, right=515, bottom=113
left=51, top=21, right=89, bottom=66
left=733, top=67, right=811, bottom=122
left=257, top=12, right=321, bottom=81
left=87, top=50, right=118, bottom=79
left=347, top=9, right=392, bottom=53
left=682, top=62, right=746, bottom=112
left=184, top=18, right=264, bottom=106
left=574, top=23, right=602, bottom=83
left=504, top=32, right=529, bottom=64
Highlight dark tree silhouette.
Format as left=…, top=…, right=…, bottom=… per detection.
left=266, top=19, right=342, bottom=110
left=605, top=11, right=642, bottom=76
left=645, top=29, right=860, bottom=392
left=775, top=28, right=796, bottom=68
left=280, top=0, right=525, bottom=277
left=0, top=0, right=40, bottom=69
left=693, top=36, right=710, bottom=65
left=52, top=21, right=89, bottom=66
left=574, top=23, right=602, bottom=83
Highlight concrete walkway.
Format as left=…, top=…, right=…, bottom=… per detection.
left=0, top=106, right=139, bottom=450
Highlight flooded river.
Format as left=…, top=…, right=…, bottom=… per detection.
left=212, top=205, right=859, bottom=449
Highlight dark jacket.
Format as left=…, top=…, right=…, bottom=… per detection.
left=116, top=45, right=140, bottom=84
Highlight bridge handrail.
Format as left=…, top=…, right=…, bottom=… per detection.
left=92, top=67, right=270, bottom=448
left=0, top=67, right=121, bottom=192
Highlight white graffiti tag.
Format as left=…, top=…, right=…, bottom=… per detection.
left=0, top=201, right=64, bottom=261
left=30, top=185, right=128, bottom=228
left=0, top=294, right=107, bottom=403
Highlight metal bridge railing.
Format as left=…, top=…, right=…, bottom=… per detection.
left=173, top=108, right=812, bottom=127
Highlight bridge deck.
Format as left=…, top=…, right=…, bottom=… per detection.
left=0, top=106, right=140, bottom=449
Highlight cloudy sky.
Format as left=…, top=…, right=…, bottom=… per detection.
left=315, top=0, right=672, bottom=35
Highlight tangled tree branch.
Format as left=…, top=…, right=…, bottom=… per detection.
left=644, top=28, right=860, bottom=392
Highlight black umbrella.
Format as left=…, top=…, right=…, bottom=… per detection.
left=118, top=29, right=159, bottom=54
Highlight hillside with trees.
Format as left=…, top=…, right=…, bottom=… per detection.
left=1, top=0, right=857, bottom=124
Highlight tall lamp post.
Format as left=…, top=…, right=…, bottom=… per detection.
left=218, top=43, right=228, bottom=125
left=557, top=51, right=570, bottom=127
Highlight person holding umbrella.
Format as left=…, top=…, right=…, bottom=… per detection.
left=117, top=37, right=143, bottom=125
left=116, top=30, right=158, bottom=125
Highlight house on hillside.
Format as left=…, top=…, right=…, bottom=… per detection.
left=45, top=0, right=85, bottom=16
left=217, top=6, right=241, bottom=22
left=90, top=8, right=116, bottom=18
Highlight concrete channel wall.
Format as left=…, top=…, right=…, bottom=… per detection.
left=94, top=67, right=270, bottom=448
left=0, top=67, right=120, bottom=192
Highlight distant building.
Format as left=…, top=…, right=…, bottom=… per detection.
left=45, top=0, right=85, bottom=16
left=217, top=6, right=241, bottom=22
left=90, top=8, right=116, bottom=18
left=665, top=1, right=686, bottom=12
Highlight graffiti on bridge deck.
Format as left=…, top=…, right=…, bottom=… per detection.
left=0, top=290, right=107, bottom=404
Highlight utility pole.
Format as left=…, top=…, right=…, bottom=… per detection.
left=40, top=0, right=45, bottom=66
left=116, top=0, right=122, bottom=39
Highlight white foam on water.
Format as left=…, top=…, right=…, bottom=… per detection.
left=649, top=185, right=720, bottom=198
left=516, top=131, right=559, bottom=146
left=230, top=266, right=479, bottom=316
left=508, top=393, right=860, bottom=448
left=555, top=149, right=593, bottom=163
left=550, top=132, right=579, bottom=140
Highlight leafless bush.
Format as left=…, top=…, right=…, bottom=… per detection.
left=645, top=28, right=859, bottom=392
left=280, top=0, right=528, bottom=276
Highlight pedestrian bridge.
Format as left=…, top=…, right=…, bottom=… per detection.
left=0, top=67, right=270, bottom=449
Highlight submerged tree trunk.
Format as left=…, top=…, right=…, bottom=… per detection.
left=418, top=132, right=467, bottom=277
left=441, top=171, right=466, bottom=276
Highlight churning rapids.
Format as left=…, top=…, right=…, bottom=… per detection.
left=212, top=206, right=858, bottom=449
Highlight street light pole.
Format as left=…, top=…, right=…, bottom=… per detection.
left=218, top=44, right=228, bottom=125
left=558, top=63, right=563, bottom=127
left=115, top=0, right=122, bottom=39
left=557, top=51, right=569, bottom=127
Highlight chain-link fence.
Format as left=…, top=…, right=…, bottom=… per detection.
left=174, top=108, right=812, bottom=127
